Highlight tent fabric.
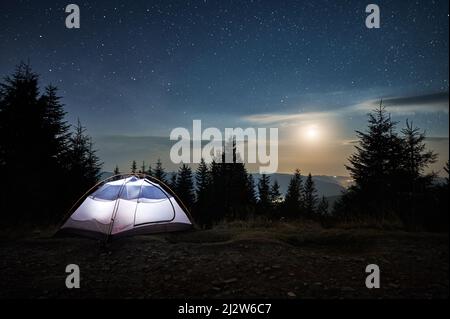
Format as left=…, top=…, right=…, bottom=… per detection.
left=59, top=176, right=192, bottom=239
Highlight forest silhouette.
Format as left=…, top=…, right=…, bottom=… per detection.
left=0, top=63, right=448, bottom=232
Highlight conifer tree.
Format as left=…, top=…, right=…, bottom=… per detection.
left=270, top=180, right=283, bottom=205
left=153, top=158, right=167, bottom=183
left=176, top=164, right=195, bottom=209
left=195, top=158, right=210, bottom=202
left=304, top=173, right=318, bottom=216
left=344, top=101, right=401, bottom=219
left=257, top=174, right=271, bottom=212
left=317, top=196, right=329, bottom=216
left=401, top=120, right=437, bottom=188
left=140, top=161, right=146, bottom=174
left=246, top=173, right=257, bottom=206
left=284, top=169, right=304, bottom=218
left=169, top=172, right=178, bottom=191
left=68, top=119, right=102, bottom=196
left=40, top=85, right=71, bottom=166
left=131, top=160, right=137, bottom=174
left=146, top=164, right=153, bottom=176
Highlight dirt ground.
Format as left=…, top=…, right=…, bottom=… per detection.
left=0, top=223, right=448, bottom=299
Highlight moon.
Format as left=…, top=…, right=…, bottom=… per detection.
left=306, top=125, right=319, bottom=140
left=303, top=124, right=320, bottom=142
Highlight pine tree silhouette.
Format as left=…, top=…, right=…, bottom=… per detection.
left=344, top=101, right=401, bottom=219
left=169, top=172, right=178, bottom=190
left=194, top=158, right=211, bottom=227
left=317, top=196, right=329, bottom=216
left=176, top=164, right=195, bottom=209
left=68, top=119, right=102, bottom=197
left=0, top=63, right=102, bottom=224
left=195, top=158, right=210, bottom=201
left=257, top=174, right=271, bottom=213
left=270, top=180, right=283, bottom=205
left=247, top=174, right=257, bottom=206
left=139, top=161, right=146, bottom=174
left=304, top=173, right=318, bottom=216
left=284, top=169, right=304, bottom=218
left=131, top=160, right=137, bottom=174
left=146, top=164, right=153, bottom=176
left=401, top=120, right=437, bottom=185
left=153, top=158, right=167, bottom=183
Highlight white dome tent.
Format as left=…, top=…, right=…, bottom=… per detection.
left=58, top=174, right=193, bottom=240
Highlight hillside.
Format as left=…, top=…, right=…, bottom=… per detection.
left=0, top=223, right=448, bottom=299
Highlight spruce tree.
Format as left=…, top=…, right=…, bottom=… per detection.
left=344, top=101, right=401, bottom=219
left=270, top=180, right=283, bottom=205
left=85, top=140, right=102, bottom=185
left=68, top=119, right=102, bottom=193
left=0, top=63, right=101, bottom=224
left=146, top=164, right=153, bottom=176
left=0, top=62, right=42, bottom=223
left=176, top=164, right=195, bottom=209
left=257, top=174, right=271, bottom=212
left=194, top=158, right=211, bottom=227
left=131, top=160, right=137, bottom=174
left=153, top=158, right=167, bottom=183
left=304, top=173, right=318, bottom=216
left=401, top=120, right=437, bottom=187
left=140, top=161, right=146, bottom=174
left=169, top=172, right=178, bottom=191
left=195, top=158, right=210, bottom=201
left=284, top=169, right=304, bottom=218
left=317, top=196, right=329, bottom=216
left=247, top=174, right=257, bottom=206
left=40, top=85, right=71, bottom=165
left=346, top=101, right=397, bottom=190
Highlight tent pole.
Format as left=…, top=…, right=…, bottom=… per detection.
left=105, top=173, right=135, bottom=243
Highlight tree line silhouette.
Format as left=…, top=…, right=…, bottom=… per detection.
left=0, top=63, right=102, bottom=227
left=0, top=63, right=448, bottom=231
left=118, top=148, right=329, bottom=228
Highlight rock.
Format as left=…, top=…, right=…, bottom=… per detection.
left=222, top=278, right=237, bottom=284
left=287, top=292, right=296, bottom=297
left=272, top=265, right=281, bottom=269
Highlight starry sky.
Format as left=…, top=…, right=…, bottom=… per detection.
left=0, top=0, right=448, bottom=175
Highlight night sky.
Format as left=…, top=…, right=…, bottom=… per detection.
left=1, top=0, right=448, bottom=174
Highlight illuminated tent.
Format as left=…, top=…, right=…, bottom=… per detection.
left=59, top=175, right=193, bottom=239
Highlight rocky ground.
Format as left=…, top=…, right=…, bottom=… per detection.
left=0, top=223, right=448, bottom=299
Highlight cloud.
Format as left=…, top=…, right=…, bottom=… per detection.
left=352, top=92, right=449, bottom=115
left=242, top=111, right=334, bottom=125
left=243, top=91, right=449, bottom=126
